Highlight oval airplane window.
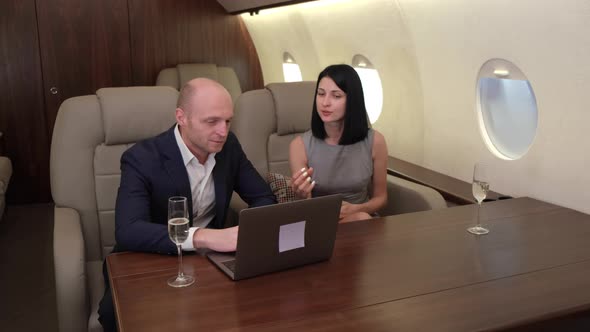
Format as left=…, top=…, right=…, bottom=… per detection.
left=352, top=54, right=383, bottom=124
left=476, top=59, right=538, bottom=160
left=282, top=52, right=302, bottom=82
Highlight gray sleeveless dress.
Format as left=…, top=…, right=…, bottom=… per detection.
left=302, top=129, right=374, bottom=204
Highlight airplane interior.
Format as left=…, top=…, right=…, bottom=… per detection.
left=1, top=0, right=590, bottom=331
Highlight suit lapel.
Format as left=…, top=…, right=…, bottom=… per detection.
left=212, top=153, right=227, bottom=229
left=158, top=127, right=194, bottom=223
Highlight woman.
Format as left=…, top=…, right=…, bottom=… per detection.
left=289, top=64, right=388, bottom=223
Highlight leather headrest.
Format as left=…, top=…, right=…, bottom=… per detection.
left=177, top=63, right=219, bottom=88
left=266, top=81, right=316, bottom=135
left=97, top=87, right=178, bottom=145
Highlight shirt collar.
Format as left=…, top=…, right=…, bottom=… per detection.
left=174, top=125, right=216, bottom=167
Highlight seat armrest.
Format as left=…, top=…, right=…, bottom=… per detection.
left=379, top=175, right=447, bottom=216
left=54, top=207, right=88, bottom=332
left=0, top=156, right=12, bottom=222
left=0, top=156, right=12, bottom=189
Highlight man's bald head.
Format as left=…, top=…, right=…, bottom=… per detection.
left=175, top=78, right=234, bottom=164
left=176, top=78, right=232, bottom=114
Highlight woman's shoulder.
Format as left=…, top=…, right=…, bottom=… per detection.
left=290, top=130, right=312, bottom=150
left=370, top=129, right=385, bottom=144
left=300, top=130, right=314, bottom=146
left=290, top=134, right=303, bottom=146
left=370, top=129, right=387, bottom=157
left=363, top=128, right=378, bottom=146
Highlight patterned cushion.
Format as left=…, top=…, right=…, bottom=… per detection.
left=266, top=172, right=296, bottom=204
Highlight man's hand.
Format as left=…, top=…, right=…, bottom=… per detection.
left=291, top=167, right=316, bottom=199
left=193, top=226, right=238, bottom=252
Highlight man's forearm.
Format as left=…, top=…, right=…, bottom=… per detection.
left=115, top=221, right=176, bottom=254
left=193, top=227, right=238, bottom=252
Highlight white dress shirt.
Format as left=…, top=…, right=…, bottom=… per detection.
left=174, top=125, right=216, bottom=251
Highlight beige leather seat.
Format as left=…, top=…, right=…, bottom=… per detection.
left=231, top=81, right=446, bottom=216
left=381, top=175, right=447, bottom=215
left=156, top=63, right=242, bottom=101
left=51, top=87, right=178, bottom=332
left=0, top=154, right=12, bottom=221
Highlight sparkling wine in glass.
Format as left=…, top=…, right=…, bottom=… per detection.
left=467, top=163, right=490, bottom=235
left=167, top=196, right=194, bottom=287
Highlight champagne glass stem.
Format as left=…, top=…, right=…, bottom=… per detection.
left=177, top=244, right=184, bottom=278
left=476, top=202, right=481, bottom=228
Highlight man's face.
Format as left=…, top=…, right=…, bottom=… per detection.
left=176, top=88, right=233, bottom=163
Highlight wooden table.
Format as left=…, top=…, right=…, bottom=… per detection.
left=107, top=198, right=590, bottom=331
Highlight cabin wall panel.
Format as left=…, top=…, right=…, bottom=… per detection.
left=128, top=0, right=263, bottom=91
left=36, top=0, right=133, bottom=139
left=243, top=10, right=322, bottom=84
left=244, top=0, right=590, bottom=214
left=0, top=0, right=263, bottom=204
left=242, top=0, right=425, bottom=164
left=397, top=0, right=590, bottom=213
left=0, top=0, right=51, bottom=203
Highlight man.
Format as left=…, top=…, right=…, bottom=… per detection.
left=98, top=78, right=276, bottom=331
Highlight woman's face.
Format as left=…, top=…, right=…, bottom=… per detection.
left=316, top=76, right=347, bottom=124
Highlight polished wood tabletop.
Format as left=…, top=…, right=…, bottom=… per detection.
left=107, top=198, right=590, bottom=331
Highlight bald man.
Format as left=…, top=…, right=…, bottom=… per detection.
left=98, top=78, right=276, bottom=331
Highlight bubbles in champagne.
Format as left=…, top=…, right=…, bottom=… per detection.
left=472, top=181, right=489, bottom=203
left=168, top=218, right=189, bottom=244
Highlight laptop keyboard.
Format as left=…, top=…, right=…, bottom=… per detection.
left=222, top=260, right=237, bottom=273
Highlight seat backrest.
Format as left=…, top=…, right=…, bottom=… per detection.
left=156, top=63, right=242, bottom=101
left=50, top=87, right=179, bottom=262
left=232, top=81, right=316, bottom=177
left=379, top=175, right=447, bottom=215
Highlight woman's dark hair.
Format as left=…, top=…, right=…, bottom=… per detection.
left=311, top=64, right=369, bottom=145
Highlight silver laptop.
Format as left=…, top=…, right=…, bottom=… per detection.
left=207, top=194, right=342, bottom=280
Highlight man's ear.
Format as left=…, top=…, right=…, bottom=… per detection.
left=175, top=108, right=186, bottom=125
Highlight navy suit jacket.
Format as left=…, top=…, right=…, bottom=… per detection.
left=113, top=126, right=276, bottom=254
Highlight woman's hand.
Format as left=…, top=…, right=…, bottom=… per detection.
left=339, top=202, right=372, bottom=223
left=340, top=201, right=360, bottom=218
left=291, top=167, right=316, bottom=199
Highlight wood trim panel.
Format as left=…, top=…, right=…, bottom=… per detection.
left=0, top=0, right=51, bottom=203
left=128, top=0, right=264, bottom=91
left=387, top=156, right=505, bottom=205
left=36, top=0, right=133, bottom=139
left=2, top=0, right=264, bottom=203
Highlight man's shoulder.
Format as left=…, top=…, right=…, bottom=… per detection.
left=123, top=128, right=173, bottom=162
left=225, top=131, right=239, bottom=146
left=220, top=131, right=241, bottom=153
left=214, top=132, right=244, bottom=168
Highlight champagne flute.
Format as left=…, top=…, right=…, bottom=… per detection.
left=167, top=196, right=195, bottom=287
left=467, top=163, right=490, bottom=235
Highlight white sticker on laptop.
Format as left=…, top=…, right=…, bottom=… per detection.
left=279, top=221, right=306, bottom=253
